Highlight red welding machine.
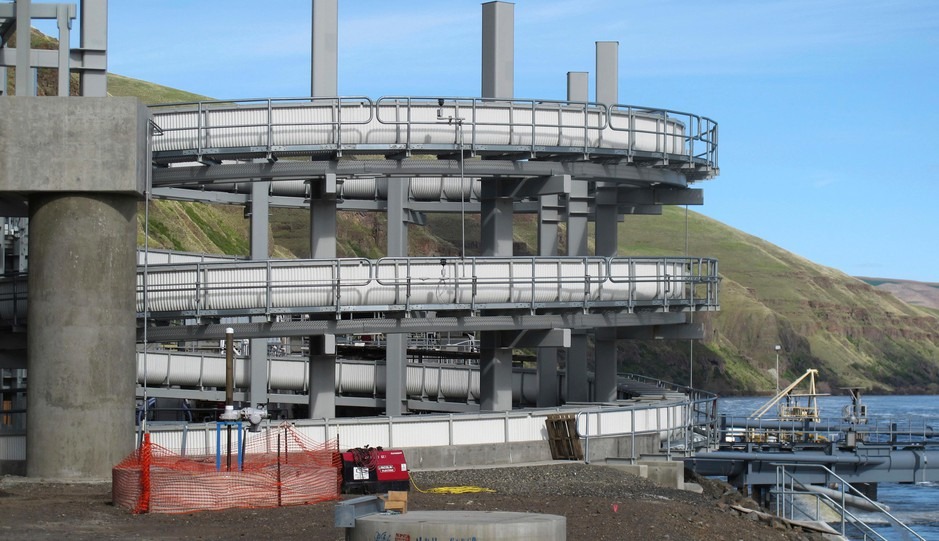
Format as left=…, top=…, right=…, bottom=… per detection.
left=340, top=446, right=410, bottom=493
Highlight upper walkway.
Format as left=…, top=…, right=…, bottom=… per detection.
left=148, top=97, right=718, bottom=189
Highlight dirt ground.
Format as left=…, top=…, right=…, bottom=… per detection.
left=0, top=464, right=831, bottom=541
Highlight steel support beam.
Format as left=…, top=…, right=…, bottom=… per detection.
left=78, top=0, right=107, bottom=97
left=151, top=159, right=689, bottom=188
left=619, top=188, right=704, bottom=206
left=384, top=179, right=409, bottom=416
left=536, top=193, right=561, bottom=407
left=617, top=321, right=703, bottom=340
left=309, top=172, right=337, bottom=418
left=249, top=175, right=271, bottom=407
left=15, top=0, right=31, bottom=96
left=497, top=328, right=570, bottom=349
left=140, top=311, right=695, bottom=342
left=566, top=179, right=590, bottom=403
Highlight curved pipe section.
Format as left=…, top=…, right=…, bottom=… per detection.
left=137, top=352, right=542, bottom=404
left=149, top=97, right=718, bottom=175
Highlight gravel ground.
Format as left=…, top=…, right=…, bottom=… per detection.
left=1, top=463, right=835, bottom=540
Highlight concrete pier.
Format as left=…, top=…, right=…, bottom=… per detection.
left=0, top=97, right=148, bottom=478
left=26, top=193, right=137, bottom=478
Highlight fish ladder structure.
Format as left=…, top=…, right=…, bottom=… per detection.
left=0, top=0, right=720, bottom=480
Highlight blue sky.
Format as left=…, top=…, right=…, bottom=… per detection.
left=50, top=1, right=939, bottom=281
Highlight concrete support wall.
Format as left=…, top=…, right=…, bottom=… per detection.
left=27, top=193, right=136, bottom=478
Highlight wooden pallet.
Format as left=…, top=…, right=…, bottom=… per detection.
left=545, top=413, right=583, bottom=460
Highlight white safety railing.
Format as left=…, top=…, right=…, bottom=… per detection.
left=134, top=256, right=719, bottom=318
left=148, top=96, right=718, bottom=172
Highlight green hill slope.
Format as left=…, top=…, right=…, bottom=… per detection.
left=616, top=209, right=939, bottom=394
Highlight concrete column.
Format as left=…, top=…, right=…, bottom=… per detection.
left=481, top=1, right=514, bottom=99
left=249, top=178, right=270, bottom=407
left=384, top=179, right=409, bottom=416
left=596, top=41, right=619, bottom=106
left=26, top=193, right=136, bottom=478
left=311, top=0, right=338, bottom=97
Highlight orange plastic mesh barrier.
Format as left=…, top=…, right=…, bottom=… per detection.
left=113, top=423, right=341, bottom=514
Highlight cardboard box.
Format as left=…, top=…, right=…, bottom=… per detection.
left=379, top=490, right=408, bottom=513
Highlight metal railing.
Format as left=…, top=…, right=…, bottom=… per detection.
left=148, top=96, right=718, bottom=172
left=775, top=463, right=925, bottom=540
left=577, top=385, right=718, bottom=463
left=130, top=256, right=719, bottom=319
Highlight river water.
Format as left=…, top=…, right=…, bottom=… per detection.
left=718, top=395, right=939, bottom=540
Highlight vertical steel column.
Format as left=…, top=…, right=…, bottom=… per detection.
left=309, top=1, right=339, bottom=418
left=308, top=173, right=337, bottom=419
left=249, top=176, right=271, bottom=408
left=595, top=41, right=621, bottom=401
left=79, top=0, right=107, bottom=97
left=15, top=0, right=33, bottom=96
left=536, top=194, right=560, bottom=407
left=594, top=184, right=619, bottom=401
left=56, top=4, right=71, bottom=96
left=596, top=41, right=619, bottom=106
left=566, top=180, right=589, bottom=402
left=481, top=1, right=514, bottom=99
left=479, top=180, right=513, bottom=411
left=311, top=0, right=338, bottom=97
left=384, top=179, right=409, bottom=416
left=567, top=72, right=589, bottom=103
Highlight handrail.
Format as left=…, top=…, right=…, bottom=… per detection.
left=149, top=96, right=375, bottom=161
left=137, top=256, right=717, bottom=317
left=147, top=96, right=718, bottom=172
left=1, top=256, right=722, bottom=322
left=575, top=391, right=718, bottom=463
left=775, top=463, right=925, bottom=540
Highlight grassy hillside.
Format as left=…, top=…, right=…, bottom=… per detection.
left=615, top=209, right=939, bottom=394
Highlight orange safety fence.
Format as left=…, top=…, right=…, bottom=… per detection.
left=113, top=423, right=341, bottom=514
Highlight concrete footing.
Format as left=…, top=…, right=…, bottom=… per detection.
left=349, top=511, right=566, bottom=541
